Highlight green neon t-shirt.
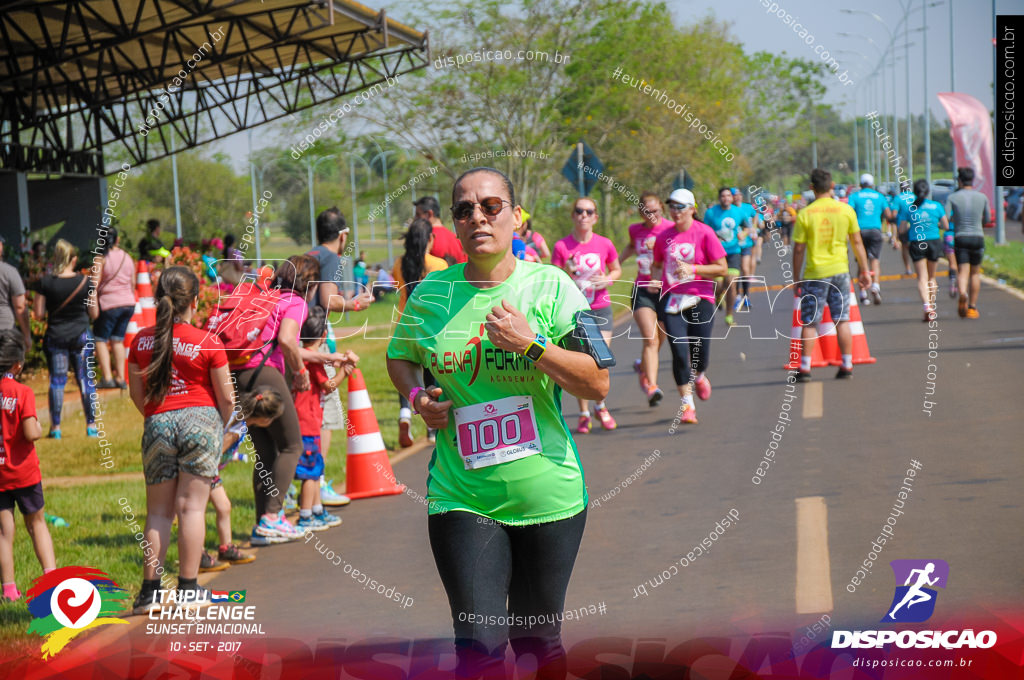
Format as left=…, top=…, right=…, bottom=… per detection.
left=386, top=260, right=590, bottom=525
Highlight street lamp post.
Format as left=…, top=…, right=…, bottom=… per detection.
left=306, top=155, right=337, bottom=250
left=367, top=138, right=397, bottom=265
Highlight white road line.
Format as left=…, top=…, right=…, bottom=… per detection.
left=795, top=496, right=834, bottom=614
left=802, top=382, right=823, bottom=419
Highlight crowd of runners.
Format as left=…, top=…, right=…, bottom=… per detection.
left=0, top=157, right=999, bottom=679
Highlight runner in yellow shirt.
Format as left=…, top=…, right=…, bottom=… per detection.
left=792, top=168, right=871, bottom=382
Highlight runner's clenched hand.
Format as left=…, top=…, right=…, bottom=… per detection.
left=485, top=299, right=534, bottom=354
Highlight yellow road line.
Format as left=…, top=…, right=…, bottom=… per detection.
left=802, top=382, right=823, bottom=419
left=795, top=496, right=834, bottom=614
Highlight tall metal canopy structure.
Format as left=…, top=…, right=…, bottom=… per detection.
left=0, top=0, right=428, bottom=248
left=0, top=0, right=429, bottom=175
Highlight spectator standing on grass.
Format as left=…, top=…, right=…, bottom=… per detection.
left=0, top=237, right=31, bottom=348
left=33, top=240, right=99, bottom=439
left=0, top=330, right=55, bottom=603
left=90, top=227, right=136, bottom=389
left=127, top=266, right=236, bottom=612
left=293, top=306, right=355, bottom=530
left=414, top=196, right=467, bottom=264
left=307, top=208, right=373, bottom=507
left=392, top=218, right=448, bottom=448
left=373, top=265, right=395, bottom=299
left=137, top=219, right=166, bottom=264
left=792, top=169, right=872, bottom=383
left=946, top=167, right=991, bottom=319
left=200, top=389, right=285, bottom=573
left=232, top=255, right=359, bottom=545
left=217, top=234, right=244, bottom=289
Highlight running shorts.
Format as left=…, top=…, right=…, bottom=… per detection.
left=954, top=236, right=985, bottom=266
left=142, top=406, right=222, bottom=484
left=0, top=482, right=44, bottom=515
left=860, top=230, right=883, bottom=261
left=583, top=305, right=615, bottom=333
left=296, top=435, right=325, bottom=480
left=799, top=273, right=851, bottom=325
left=909, top=239, right=942, bottom=262
left=631, top=283, right=660, bottom=312
left=725, top=253, right=742, bottom=275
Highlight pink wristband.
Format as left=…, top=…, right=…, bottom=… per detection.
left=409, top=387, right=425, bottom=414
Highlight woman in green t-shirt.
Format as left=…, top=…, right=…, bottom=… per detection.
left=387, top=167, right=609, bottom=679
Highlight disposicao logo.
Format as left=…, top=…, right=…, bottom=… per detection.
left=832, top=559, right=997, bottom=650
left=882, top=559, right=948, bottom=623
left=26, top=566, right=129, bottom=658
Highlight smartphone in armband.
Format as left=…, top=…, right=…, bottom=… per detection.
left=562, top=310, right=616, bottom=368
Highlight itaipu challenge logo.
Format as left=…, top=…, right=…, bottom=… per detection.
left=25, top=566, right=129, bottom=658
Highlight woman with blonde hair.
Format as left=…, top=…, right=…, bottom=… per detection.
left=32, top=239, right=99, bottom=439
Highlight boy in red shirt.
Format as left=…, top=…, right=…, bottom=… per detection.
left=294, top=307, right=357, bottom=530
left=0, top=329, right=56, bottom=601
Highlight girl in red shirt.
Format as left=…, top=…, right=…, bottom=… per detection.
left=0, top=330, right=54, bottom=602
left=127, top=267, right=235, bottom=613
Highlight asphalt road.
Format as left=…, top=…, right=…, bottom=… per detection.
left=99, top=234, right=1024, bottom=674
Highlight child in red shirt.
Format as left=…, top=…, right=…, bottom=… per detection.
left=0, top=329, right=55, bottom=601
left=293, top=307, right=357, bottom=530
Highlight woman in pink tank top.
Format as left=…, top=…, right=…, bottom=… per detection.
left=89, top=228, right=137, bottom=389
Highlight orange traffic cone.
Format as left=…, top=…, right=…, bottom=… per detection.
left=823, top=284, right=876, bottom=365
left=816, top=305, right=840, bottom=365
left=122, top=301, right=144, bottom=385
left=344, top=369, right=405, bottom=500
left=137, top=261, right=156, bottom=326
left=783, top=296, right=829, bottom=369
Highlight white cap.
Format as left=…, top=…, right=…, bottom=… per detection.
left=860, top=173, right=874, bottom=187
left=667, top=188, right=696, bottom=206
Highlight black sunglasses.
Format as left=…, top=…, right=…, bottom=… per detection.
left=451, top=197, right=510, bottom=221
left=574, top=207, right=596, bottom=216
left=667, top=202, right=692, bottom=211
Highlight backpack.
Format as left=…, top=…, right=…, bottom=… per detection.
left=204, top=278, right=282, bottom=370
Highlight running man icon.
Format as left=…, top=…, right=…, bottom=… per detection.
left=882, top=559, right=950, bottom=623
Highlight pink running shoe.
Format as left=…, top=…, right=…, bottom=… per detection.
left=576, top=414, right=592, bottom=434
left=680, top=405, right=698, bottom=424
left=595, top=407, right=617, bottom=431
left=695, top=375, right=712, bottom=401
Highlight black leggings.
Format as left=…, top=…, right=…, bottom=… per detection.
left=234, top=366, right=302, bottom=521
left=428, top=508, right=587, bottom=680
left=660, top=297, right=715, bottom=386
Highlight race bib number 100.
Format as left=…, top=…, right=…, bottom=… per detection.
left=454, top=395, right=543, bottom=470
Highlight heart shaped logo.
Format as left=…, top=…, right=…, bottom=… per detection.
left=57, top=589, right=94, bottom=625
left=50, top=579, right=101, bottom=629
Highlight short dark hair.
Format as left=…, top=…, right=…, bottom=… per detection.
left=957, top=167, right=975, bottom=185
left=718, top=187, right=732, bottom=197
left=300, top=303, right=327, bottom=342
left=451, top=167, right=516, bottom=209
left=414, top=196, right=442, bottom=219
left=810, top=168, right=832, bottom=194
left=146, top=219, right=161, bottom=234
left=316, top=207, right=346, bottom=244
left=0, top=329, right=25, bottom=374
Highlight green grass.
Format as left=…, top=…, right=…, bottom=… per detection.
left=983, top=237, right=1024, bottom=290
left=0, top=319, right=417, bottom=648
